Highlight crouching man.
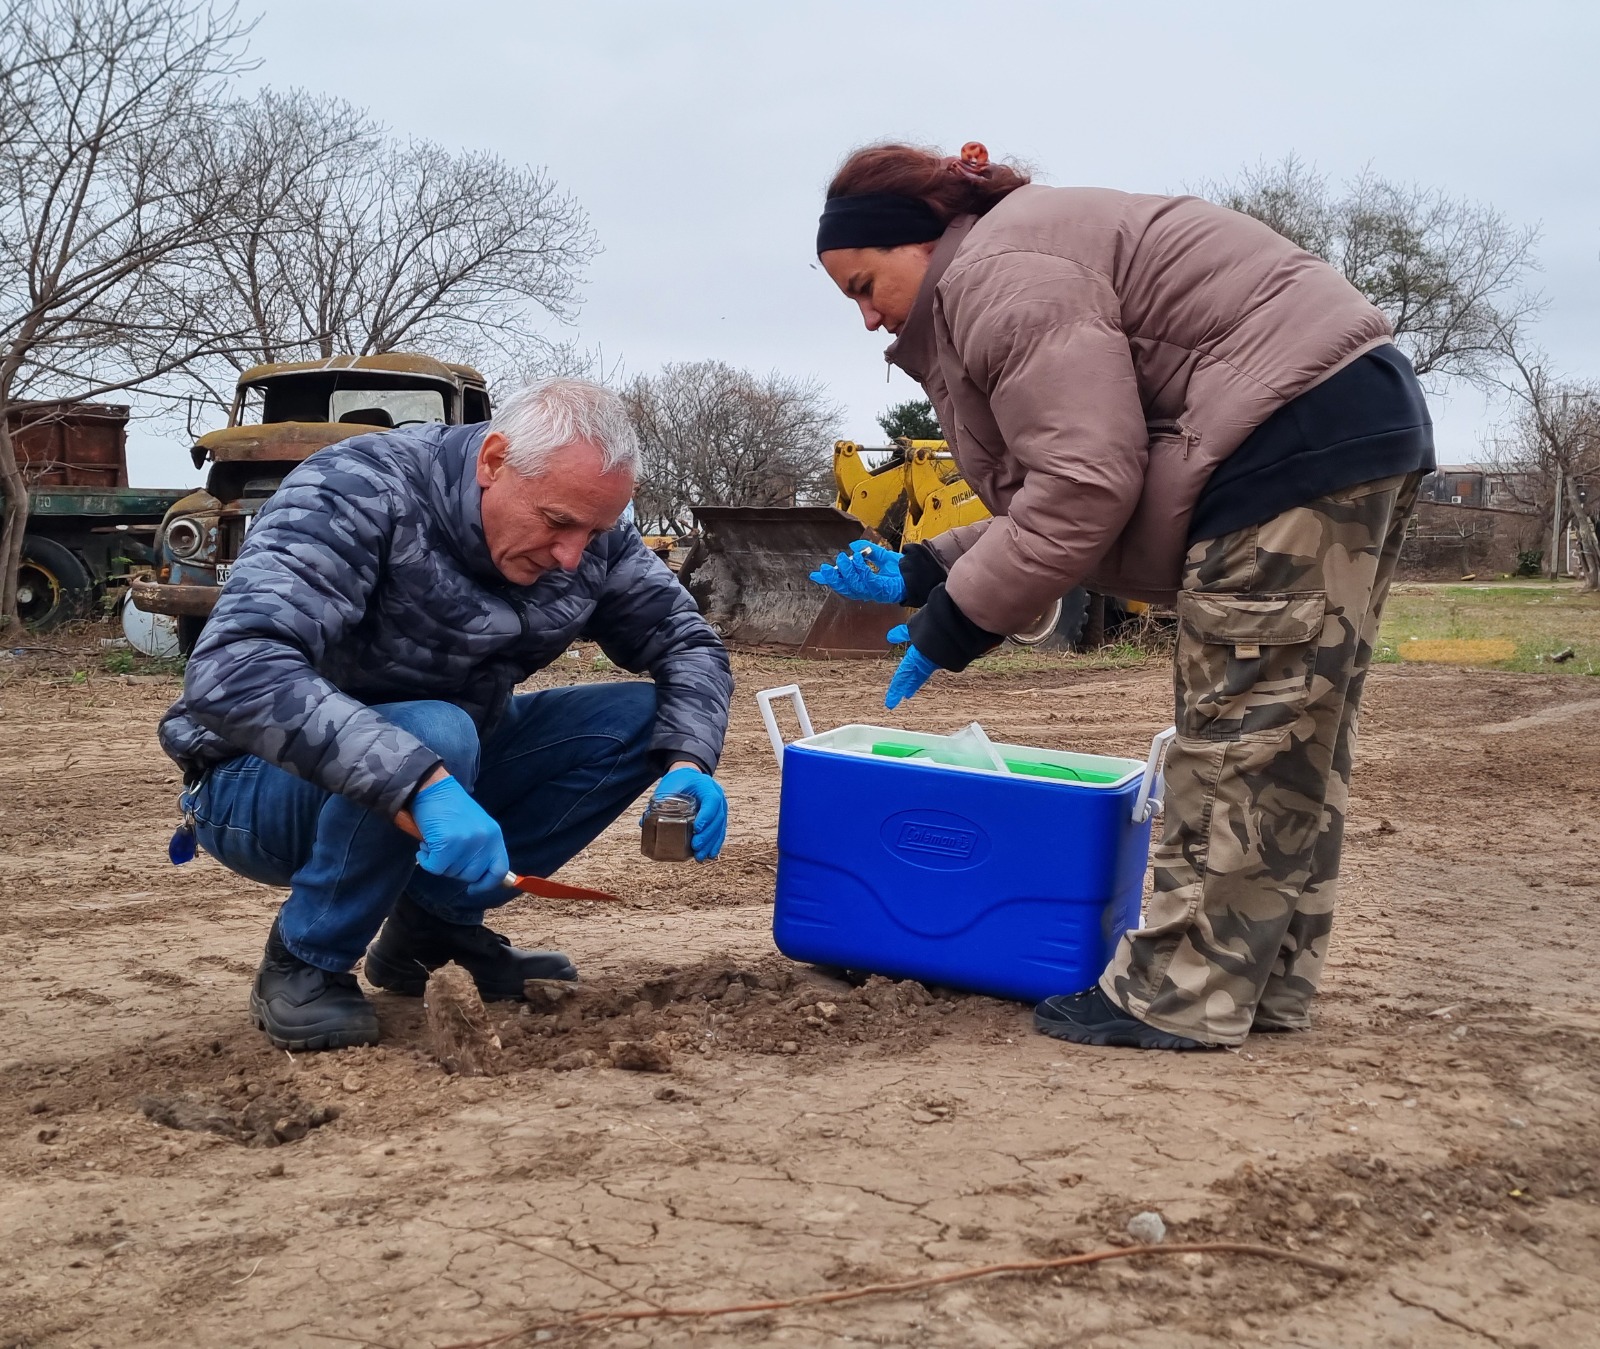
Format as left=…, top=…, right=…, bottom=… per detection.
left=157, top=379, right=733, bottom=1050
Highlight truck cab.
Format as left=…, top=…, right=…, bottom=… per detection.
left=131, top=353, right=489, bottom=651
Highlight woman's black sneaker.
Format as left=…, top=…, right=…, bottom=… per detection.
left=1033, top=987, right=1213, bottom=1051
left=251, top=921, right=380, bottom=1051
left=364, top=894, right=577, bottom=1000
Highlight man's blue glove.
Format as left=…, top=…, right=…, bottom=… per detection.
left=809, top=540, right=905, bottom=605
left=410, top=776, right=511, bottom=897
left=885, top=624, right=939, bottom=710
left=647, top=766, right=728, bottom=861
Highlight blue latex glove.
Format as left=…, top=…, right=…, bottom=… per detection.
left=410, top=776, right=511, bottom=897
left=885, top=624, right=939, bottom=710
left=646, top=766, right=728, bottom=861
left=809, top=540, right=905, bottom=605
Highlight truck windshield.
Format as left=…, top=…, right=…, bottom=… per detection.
left=237, top=377, right=456, bottom=427
left=328, top=389, right=446, bottom=428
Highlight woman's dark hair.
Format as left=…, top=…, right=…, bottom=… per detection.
left=825, top=142, right=1031, bottom=224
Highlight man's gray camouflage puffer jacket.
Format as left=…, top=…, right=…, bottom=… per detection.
left=158, top=422, right=733, bottom=819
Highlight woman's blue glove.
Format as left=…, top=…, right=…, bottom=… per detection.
left=809, top=540, right=905, bottom=605
left=885, top=624, right=939, bottom=709
left=647, top=766, right=728, bottom=861
left=410, top=776, right=511, bottom=897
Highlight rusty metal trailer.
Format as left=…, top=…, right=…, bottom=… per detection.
left=4, top=403, right=188, bottom=630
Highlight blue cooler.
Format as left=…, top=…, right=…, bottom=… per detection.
left=759, top=685, right=1174, bottom=1004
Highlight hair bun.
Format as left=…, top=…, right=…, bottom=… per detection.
left=826, top=142, right=1029, bottom=225
left=952, top=142, right=990, bottom=179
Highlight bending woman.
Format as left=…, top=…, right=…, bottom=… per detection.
left=812, top=142, right=1433, bottom=1051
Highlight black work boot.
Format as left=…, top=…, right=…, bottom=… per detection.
left=1033, top=987, right=1214, bottom=1051
left=363, top=894, right=577, bottom=1000
left=250, top=920, right=380, bottom=1051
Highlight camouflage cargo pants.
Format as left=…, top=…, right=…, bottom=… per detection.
left=1100, top=471, right=1422, bottom=1046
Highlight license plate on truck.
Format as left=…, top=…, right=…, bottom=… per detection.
left=215, top=562, right=231, bottom=584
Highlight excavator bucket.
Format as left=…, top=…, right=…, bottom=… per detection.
left=680, top=504, right=903, bottom=657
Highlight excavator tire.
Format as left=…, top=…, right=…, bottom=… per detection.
left=1006, top=587, right=1092, bottom=652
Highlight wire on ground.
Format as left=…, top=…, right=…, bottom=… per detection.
left=413, top=1239, right=1348, bottom=1349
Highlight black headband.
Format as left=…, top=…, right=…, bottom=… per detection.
left=816, top=192, right=944, bottom=254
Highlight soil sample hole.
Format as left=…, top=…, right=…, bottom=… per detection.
left=499, top=955, right=1000, bottom=1072
left=139, top=1091, right=339, bottom=1147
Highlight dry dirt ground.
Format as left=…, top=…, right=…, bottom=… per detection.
left=3, top=646, right=1599, bottom=1348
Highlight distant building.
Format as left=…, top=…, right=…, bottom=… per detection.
left=1419, top=464, right=1537, bottom=513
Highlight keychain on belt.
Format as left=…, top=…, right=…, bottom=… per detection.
left=168, top=790, right=198, bottom=865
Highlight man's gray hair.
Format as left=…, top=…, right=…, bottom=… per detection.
left=490, top=378, right=641, bottom=478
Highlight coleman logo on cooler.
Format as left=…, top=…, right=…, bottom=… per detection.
left=896, top=821, right=977, bottom=859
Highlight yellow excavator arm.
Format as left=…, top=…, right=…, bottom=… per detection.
left=830, top=438, right=990, bottom=548
left=831, top=440, right=913, bottom=540
left=899, top=443, right=989, bottom=546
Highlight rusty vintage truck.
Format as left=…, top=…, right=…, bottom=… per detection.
left=130, top=353, right=490, bottom=652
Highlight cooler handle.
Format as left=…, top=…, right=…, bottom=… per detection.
left=1131, top=726, right=1176, bottom=824
left=756, top=684, right=815, bottom=770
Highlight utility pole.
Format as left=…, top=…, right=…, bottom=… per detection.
left=1550, top=463, right=1564, bottom=580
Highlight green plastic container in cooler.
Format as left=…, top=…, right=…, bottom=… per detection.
left=757, top=684, right=1175, bottom=1003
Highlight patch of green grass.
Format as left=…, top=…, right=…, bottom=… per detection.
left=98, top=649, right=187, bottom=677
left=1436, top=583, right=1565, bottom=603
left=1376, top=582, right=1600, bottom=675
left=969, top=640, right=1163, bottom=676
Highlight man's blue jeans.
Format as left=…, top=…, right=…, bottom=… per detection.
left=187, top=683, right=659, bottom=972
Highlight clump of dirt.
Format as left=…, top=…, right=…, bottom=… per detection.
left=608, top=1032, right=674, bottom=1072
left=424, top=961, right=501, bottom=1077
left=1207, top=1135, right=1600, bottom=1261
left=498, top=956, right=1013, bottom=1071
left=1051, top=1125, right=1600, bottom=1328
left=137, top=1091, right=340, bottom=1147
left=1034, top=1135, right=1600, bottom=1334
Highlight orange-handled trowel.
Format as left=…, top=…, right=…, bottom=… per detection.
left=393, top=800, right=622, bottom=903
left=501, top=871, right=622, bottom=903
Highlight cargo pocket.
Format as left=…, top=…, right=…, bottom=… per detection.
left=1175, top=592, right=1326, bottom=742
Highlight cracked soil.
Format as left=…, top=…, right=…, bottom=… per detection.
left=2, top=648, right=1598, bottom=1347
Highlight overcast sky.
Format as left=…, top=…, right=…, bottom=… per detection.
left=126, top=0, right=1600, bottom=486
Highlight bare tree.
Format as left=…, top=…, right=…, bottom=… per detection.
left=1198, top=155, right=1543, bottom=387
left=622, top=361, right=842, bottom=535
left=0, top=0, right=254, bottom=632
left=178, top=86, right=598, bottom=413
left=0, top=3, right=603, bottom=630
left=177, top=88, right=379, bottom=406
left=1488, top=349, right=1600, bottom=588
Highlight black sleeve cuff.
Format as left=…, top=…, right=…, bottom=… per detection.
left=404, top=759, right=446, bottom=808
left=897, top=542, right=948, bottom=609
left=907, top=584, right=1004, bottom=672
left=652, top=749, right=712, bottom=776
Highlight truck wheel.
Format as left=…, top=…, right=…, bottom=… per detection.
left=17, top=536, right=95, bottom=631
left=1006, top=586, right=1091, bottom=652
left=118, top=591, right=182, bottom=658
